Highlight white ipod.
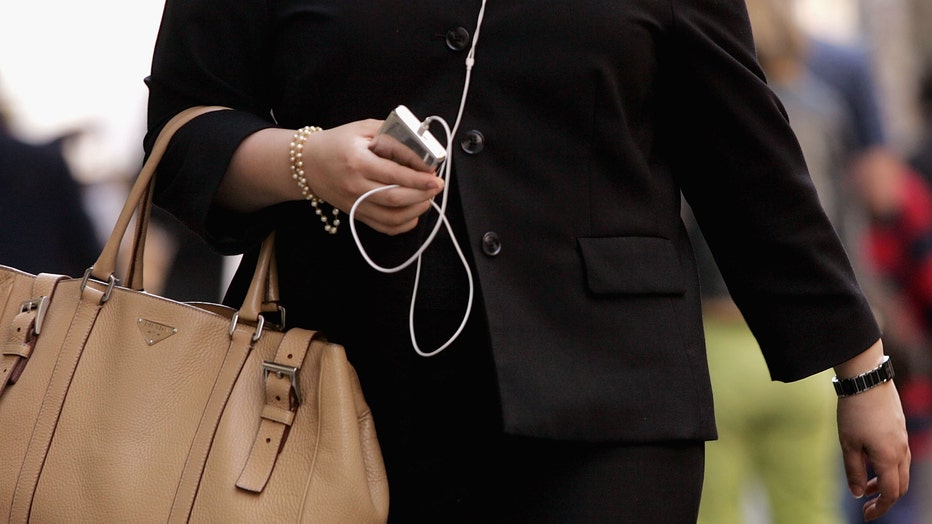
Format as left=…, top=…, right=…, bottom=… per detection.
left=377, top=105, right=447, bottom=168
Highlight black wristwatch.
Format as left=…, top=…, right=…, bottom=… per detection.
left=832, top=355, right=895, bottom=398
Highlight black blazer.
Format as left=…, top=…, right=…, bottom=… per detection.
left=145, top=0, right=879, bottom=442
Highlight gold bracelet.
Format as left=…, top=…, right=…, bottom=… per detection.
left=289, top=125, right=340, bottom=234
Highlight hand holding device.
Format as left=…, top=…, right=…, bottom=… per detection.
left=353, top=104, right=473, bottom=358
left=376, top=105, right=447, bottom=169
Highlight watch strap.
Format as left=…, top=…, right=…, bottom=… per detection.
left=832, top=355, right=895, bottom=397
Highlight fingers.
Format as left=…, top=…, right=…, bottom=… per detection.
left=370, top=154, right=445, bottom=192
left=352, top=193, right=436, bottom=236
left=860, top=446, right=911, bottom=521
left=367, top=132, right=444, bottom=193
left=353, top=155, right=445, bottom=234
left=341, top=176, right=441, bottom=235
left=368, top=134, right=437, bottom=173
left=354, top=130, right=446, bottom=234
left=841, top=450, right=869, bottom=499
left=863, top=489, right=899, bottom=521
left=349, top=174, right=446, bottom=236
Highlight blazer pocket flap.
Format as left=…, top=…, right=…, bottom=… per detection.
left=578, top=236, right=685, bottom=295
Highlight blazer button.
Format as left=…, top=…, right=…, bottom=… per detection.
left=481, top=231, right=502, bottom=256
left=445, top=27, right=471, bottom=51
left=460, top=130, right=485, bottom=155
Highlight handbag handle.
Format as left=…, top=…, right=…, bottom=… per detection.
left=87, top=106, right=279, bottom=323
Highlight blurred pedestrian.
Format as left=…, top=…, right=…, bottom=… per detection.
left=0, top=84, right=100, bottom=277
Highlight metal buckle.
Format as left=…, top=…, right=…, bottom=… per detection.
left=19, top=296, right=49, bottom=335
left=262, top=361, right=301, bottom=405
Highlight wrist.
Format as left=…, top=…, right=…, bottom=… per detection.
left=833, top=339, right=884, bottom=378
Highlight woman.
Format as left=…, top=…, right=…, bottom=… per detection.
left=144, top=1, right=909, bottom=522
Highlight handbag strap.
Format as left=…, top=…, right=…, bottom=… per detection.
left=89, top=106, right=228, bottom=288
left=9, top=283, right=106, bottom=523
left=239, top=232, right=282, bottom=323
left=124, top=174, right=157, bottom=291
left=88, top=105, right=281, bottom=325
left=235, top=327, right=315, bottom=492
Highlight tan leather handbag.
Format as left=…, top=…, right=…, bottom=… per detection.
left=0, top=106, right=389, bottom=523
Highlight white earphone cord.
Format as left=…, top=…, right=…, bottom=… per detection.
left=348, top=0, right=487, bottom=357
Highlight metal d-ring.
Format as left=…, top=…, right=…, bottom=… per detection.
left=80, top=267, right=119, bottom=304
left=229, top=312, right=266, bottom=342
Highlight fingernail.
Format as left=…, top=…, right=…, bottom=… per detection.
left=849, top=485, right=864, bottom=499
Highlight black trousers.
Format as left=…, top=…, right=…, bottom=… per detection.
left=377, top=305, right=704, bottom=524
left=387, top=432, right=705, bottom=523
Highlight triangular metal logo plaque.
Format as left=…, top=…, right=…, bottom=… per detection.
left=137, top=318, right=177, bottom=346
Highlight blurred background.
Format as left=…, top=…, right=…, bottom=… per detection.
left=0, top=0, right=231, bottom=302
left=1, top=1, right=931, bottom=522
left=0, top=1, right=162, bottom=183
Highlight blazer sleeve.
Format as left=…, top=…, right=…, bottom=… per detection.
left=667, top=0, right=880, bottom=380
left=143, top=0, right=279, bottom=254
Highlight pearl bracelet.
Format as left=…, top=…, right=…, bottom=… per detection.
left=289, top=125, right=340, bottom=234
